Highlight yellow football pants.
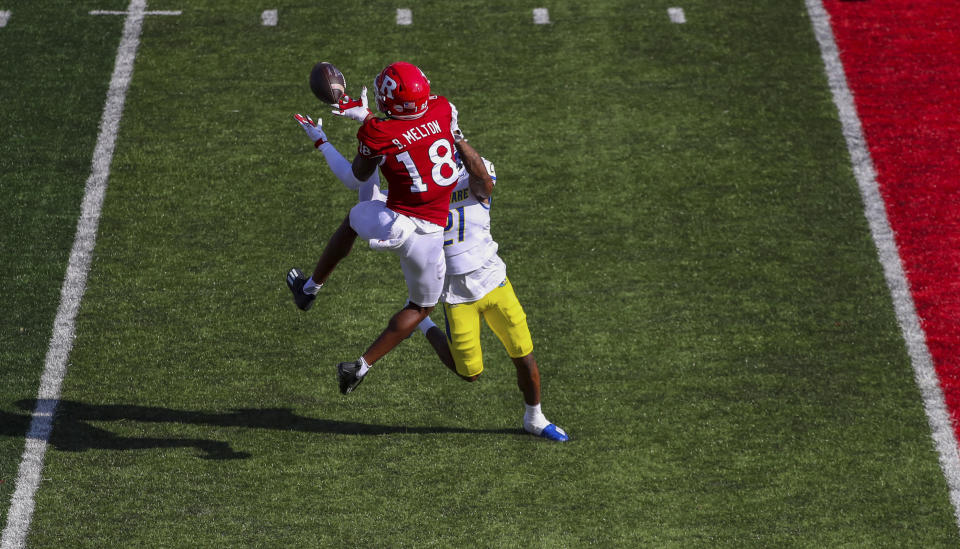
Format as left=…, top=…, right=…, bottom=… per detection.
left=442, top=278, right=534, bottom=378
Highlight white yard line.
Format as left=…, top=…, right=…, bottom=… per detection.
left=805, top=0, right=960, bottom=532
left=261, top=9, right=277, bottom=27
left=90, top=9, right=180, bottom=15
left=533, top=8, right=550, bottom=25
left=0, top=10, right=11, bottom=28
left=0, top=2, right=149, bottom=547
left=396, top=8, right=412, bottom=26
left=668, top=7, right=686, bottom=24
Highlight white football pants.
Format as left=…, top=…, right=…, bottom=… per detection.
left=349, top=181, right=445, bottom=307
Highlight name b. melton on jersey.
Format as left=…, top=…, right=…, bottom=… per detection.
left=392, top=120, right=443, bottom=150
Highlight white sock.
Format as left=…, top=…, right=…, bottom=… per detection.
left=417, top=315, right=436, bottom=335
left=523, top=403, right=550, bottom=433
left=356, top=356, right=370, bottom=377
left=303, top=277, right=322, bottom=295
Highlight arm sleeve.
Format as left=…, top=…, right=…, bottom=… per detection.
left=317, top=141, right=375, bottom=191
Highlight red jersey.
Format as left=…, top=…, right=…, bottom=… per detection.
left=356, top=96, right=459, bottom=226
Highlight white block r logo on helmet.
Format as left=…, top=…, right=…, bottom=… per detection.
left=374, top=61, right=431, bottom=120
left=378, top=75, right=398, bottom=99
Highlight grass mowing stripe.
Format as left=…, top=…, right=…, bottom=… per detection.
left=805, top=0, right=960, bottom=532
left=0, top=2, right=148, bottom=547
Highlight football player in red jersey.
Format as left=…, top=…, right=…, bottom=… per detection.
left=289, top=62, right=493, bottom=395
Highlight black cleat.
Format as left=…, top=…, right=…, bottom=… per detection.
left=286, top=268, right=316, bottom=311
left=337, top=360, right=366, bottom=394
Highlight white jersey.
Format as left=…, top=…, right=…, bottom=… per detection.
left=441, top=159, right=508, bottom=304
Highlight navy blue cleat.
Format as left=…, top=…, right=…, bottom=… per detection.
left=286, top=268, right=316, bottom=311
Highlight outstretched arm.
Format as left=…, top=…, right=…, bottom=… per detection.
left=321, top=142, right=377, bottom=191
left=294, top=114, right=375, bottom=191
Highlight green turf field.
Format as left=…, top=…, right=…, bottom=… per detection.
left=3, top=0, right=959, bottom=546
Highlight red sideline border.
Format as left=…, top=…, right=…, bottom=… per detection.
left=806, top=0, right=960, bottom=530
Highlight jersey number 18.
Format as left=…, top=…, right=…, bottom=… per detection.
left=396, top=138, right=459, bottom=193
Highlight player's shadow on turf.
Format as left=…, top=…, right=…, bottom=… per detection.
left=6, top=400, right=517, bottom=460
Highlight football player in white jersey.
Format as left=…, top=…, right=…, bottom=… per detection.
left=294, top=117, right=569, bottom=442
left=417, top=153, right=569, bottom=442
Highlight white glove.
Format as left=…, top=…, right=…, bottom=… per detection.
left=294, top=114, right=327, bottom=148
left=332, top=86, right=371, bottom=123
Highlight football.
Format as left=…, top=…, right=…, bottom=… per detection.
left=309, top=61, right=346, bottom=104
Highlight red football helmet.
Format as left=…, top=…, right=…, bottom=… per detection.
left=373, top=62, right=431, bottom=119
